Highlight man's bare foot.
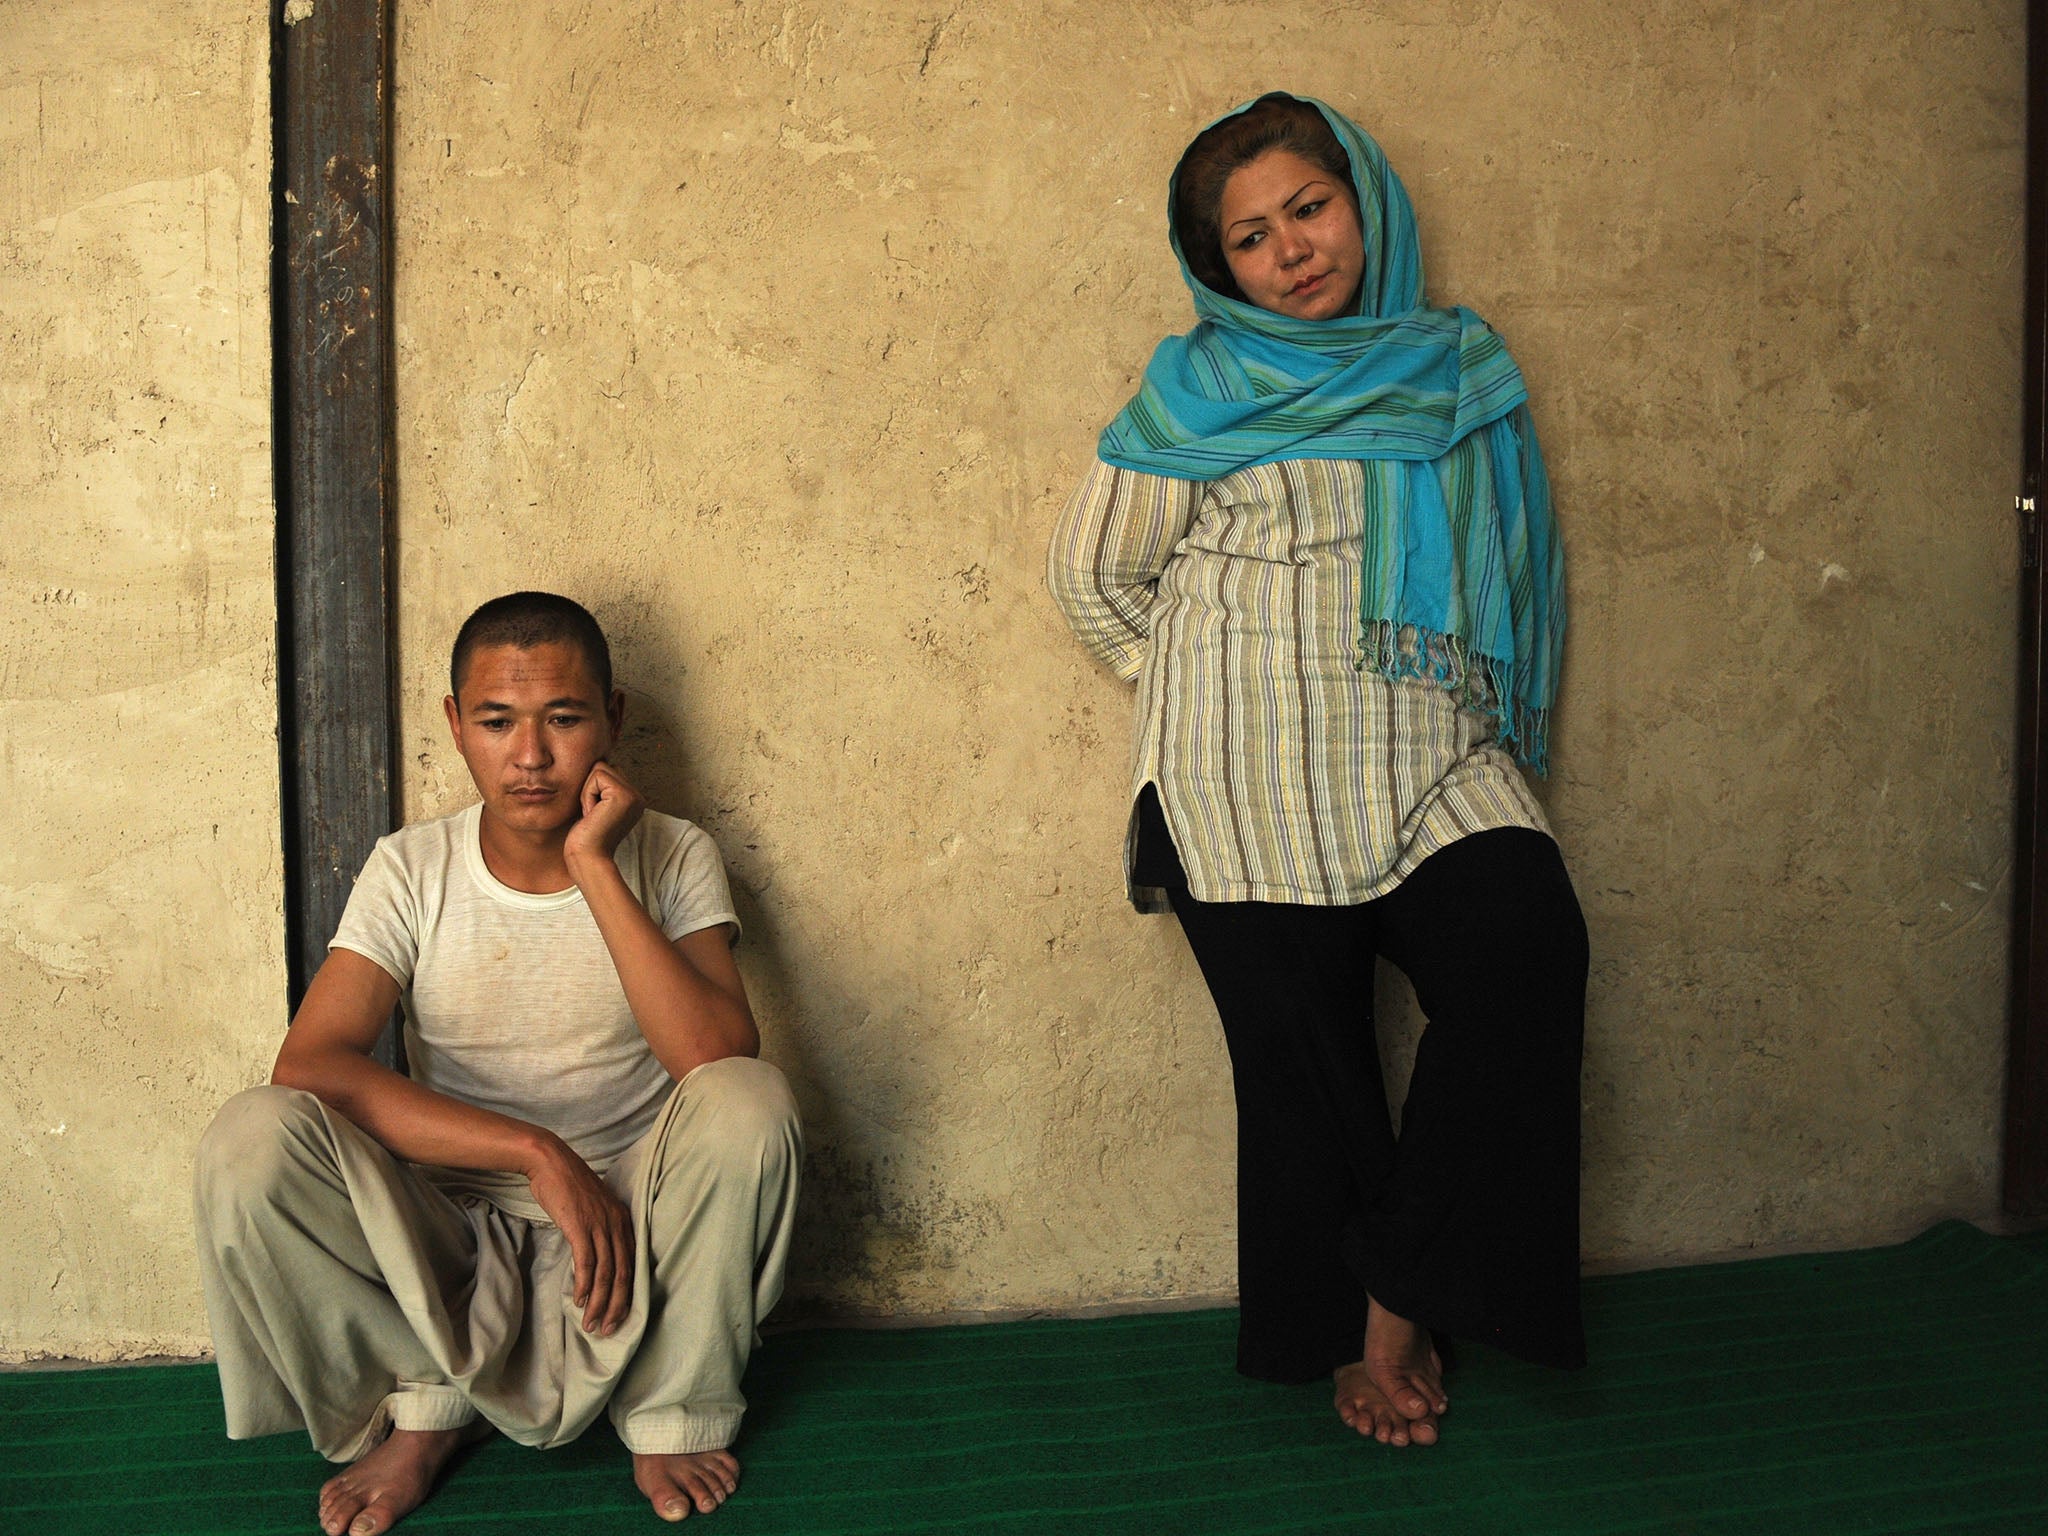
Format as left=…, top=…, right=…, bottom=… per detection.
left=318, top=1426, right=464, bottom=1536
left=635, top=1449, right=741, bottom=1522
left=1333, top=1297, right=1448, bottom=1447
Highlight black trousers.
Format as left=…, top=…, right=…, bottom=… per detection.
left=1138, top=788, right=1589, bottom=1380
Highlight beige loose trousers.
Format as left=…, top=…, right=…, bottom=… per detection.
left=193, top=1057, right=801, bottom=1461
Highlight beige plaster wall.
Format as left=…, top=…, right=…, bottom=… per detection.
left=0, top=2, right=281, bottom=1359
left=0, top=0, right=2018, bottom=1359
left=386, top=0, right=2024, bottom=1317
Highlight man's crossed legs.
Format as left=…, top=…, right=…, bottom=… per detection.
left=194, top=1057, right=801, bottom=1531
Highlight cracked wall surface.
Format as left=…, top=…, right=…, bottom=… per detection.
left=390, top=0, right=2024, bottom=1318
left=0, top=1, right=282, bottom=1359
left=0, top=0, right=2025, bottom=1356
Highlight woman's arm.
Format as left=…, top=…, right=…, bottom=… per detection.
left=1046, top=459, right=1204, bottom=682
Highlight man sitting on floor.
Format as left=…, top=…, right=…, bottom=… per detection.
left=194, top=591, right=800, bottom=1534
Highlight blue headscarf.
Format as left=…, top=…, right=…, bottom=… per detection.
left=1097, top=94, right=1564, bottom=771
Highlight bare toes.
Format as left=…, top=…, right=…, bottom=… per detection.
left=653, top=1490, right=691, bottom=1522
left=319, top=1481, right=362, bottom=1535
left=637, top=1450, right=741, bottom=1523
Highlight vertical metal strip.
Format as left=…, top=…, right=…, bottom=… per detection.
left=2006, top=0, right=2048, bottom=1223
left=275, top=0, right=398, bottom=1060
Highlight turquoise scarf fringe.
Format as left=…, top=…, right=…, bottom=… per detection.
left=1096, top=95, right=1564, bottom=771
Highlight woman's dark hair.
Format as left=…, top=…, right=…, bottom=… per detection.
left=1171, top=93, right=1357, bottom=302
left=450, top=590, right=613, bottom=701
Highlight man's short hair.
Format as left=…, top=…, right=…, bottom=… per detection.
left=450, top=592, right=614, bottom=701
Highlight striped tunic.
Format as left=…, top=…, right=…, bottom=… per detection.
left=1047, top=456, right=1549, bottom=912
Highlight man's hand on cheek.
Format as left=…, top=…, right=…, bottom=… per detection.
left=564, top=760, right=645, bottom=867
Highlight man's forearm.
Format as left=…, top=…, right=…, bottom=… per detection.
left=271, top=1041, right=573, bottom=1181
left=272, top=982, right=636, bottom=1338
left=568, top=854, right=759, bottom=1077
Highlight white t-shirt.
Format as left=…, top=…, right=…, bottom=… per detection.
left=331, top=802, right=740, bottom=1174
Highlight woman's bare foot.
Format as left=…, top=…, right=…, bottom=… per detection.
left=1333, top=1297, right=1448, bottom=1447
left=634, top=1449, right=741, bottom=1522
left=317, top=1426, right=465, bottom=1536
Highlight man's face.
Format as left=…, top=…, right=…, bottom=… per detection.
left=444, top=641, right=621, bottom=839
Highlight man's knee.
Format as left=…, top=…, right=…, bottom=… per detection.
left=194, top=1084, right=329, bottom=1213
left=668, top=1057, right=802, bottom=1178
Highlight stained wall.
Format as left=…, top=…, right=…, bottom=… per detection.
left=390, top=0, right=2025, bottom=1318
left=0, top=0, right=2024, bottom=1359
left=0, top=2, right=281, bottom=1359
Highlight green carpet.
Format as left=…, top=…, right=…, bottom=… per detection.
left=4, top=1222, right=2046, bottom=1534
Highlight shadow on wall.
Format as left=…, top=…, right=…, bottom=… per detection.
left=601, top=580, right=1454, bottom=1316
left=607, top=605, right=985, bottom=1318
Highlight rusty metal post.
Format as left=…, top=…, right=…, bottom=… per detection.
left=2008, top=0, right=2048, bottom=1224
left=274, top=0, right=396, bottom=1050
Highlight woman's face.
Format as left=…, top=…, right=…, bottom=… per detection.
left=1216, top=148, right=1364, bottom=321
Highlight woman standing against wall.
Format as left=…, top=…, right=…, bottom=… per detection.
left=1048, top=93, right=1586, bottom=1447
